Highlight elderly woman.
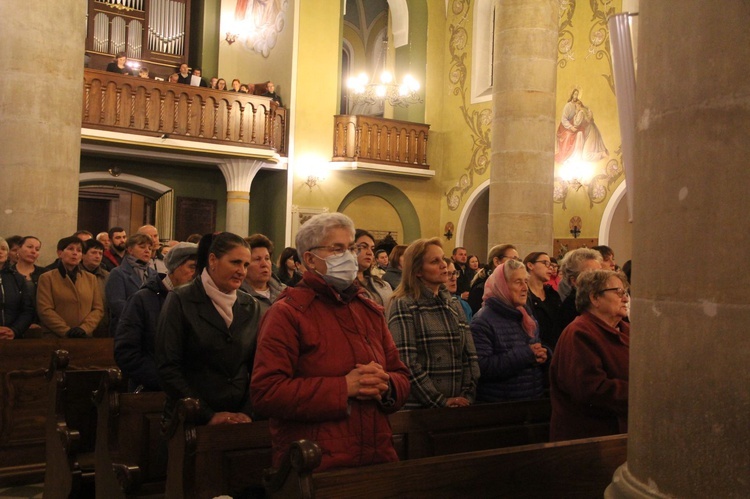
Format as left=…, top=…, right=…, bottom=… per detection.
left=36, top=236, right=104, bottom=338
left=558, top=248, right=603, bottom=329
left=251, top=213, right=410, bottom=472
left=156, top=233, right=261, bottom=426
left=549, top=269, right=630, bottom=441
left=388, top=238, right=480, bottom=409
left=0, top=237, right=34, bottom=339
left=471, top=260, right=550, bottom=402
left=240, top=233, right=285, bottom=317
left=354, top=229, right=393, bottom=312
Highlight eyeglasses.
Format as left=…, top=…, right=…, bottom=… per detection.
left=448, top=270, right=460, bottom=277
left=599, top=287, right=629, bottom=298
left=503, top=255, right=522, bottom=261
left=533, top=260, right=552, bottom=267
left=309, top=244, right=358, bottom=257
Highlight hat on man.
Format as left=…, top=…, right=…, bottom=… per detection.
left=164, top=242, right=198, bottom=273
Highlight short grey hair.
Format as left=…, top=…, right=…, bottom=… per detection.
left=0, top=237, right=8, bottom=253
left=295, top=212, right=356, bottom=262
left=501, top=258, right=526, bottom=281
left=575, top=269, right=629, bottom=312
left=560, top=248, right=603, bottom=284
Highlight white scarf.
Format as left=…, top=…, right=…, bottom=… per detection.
left=201, top=268, right=236, bottom=328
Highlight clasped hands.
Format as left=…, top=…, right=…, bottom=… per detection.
left=530, top=342, right=547, bottom=364
left=346, top=361, right=390, bottom=401
left=208, top=411, right=252, bottom=425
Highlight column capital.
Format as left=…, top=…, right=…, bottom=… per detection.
left=217, top=158, right=267, bottom=192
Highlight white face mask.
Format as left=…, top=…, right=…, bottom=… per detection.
left=314, top=251, right=358, bottom=292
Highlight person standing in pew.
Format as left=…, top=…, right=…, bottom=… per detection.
left=157, top=233, right=260, bottom=426
left=549, top=269, right=630, bottom=441
left=251, top=213, right=411, bottom=471
left=36, top=236, right=104, bottom=338
left=116, top=243, right=197, bottom=392
left=470, top=259, right=551, bottom=402
left=388, top=238, right=480, bottom=409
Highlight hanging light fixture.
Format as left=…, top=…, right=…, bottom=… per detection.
left=346, top=71, right=422, bottom=107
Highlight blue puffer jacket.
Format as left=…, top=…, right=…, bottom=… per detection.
left=470, top=297, right=549, bottom=402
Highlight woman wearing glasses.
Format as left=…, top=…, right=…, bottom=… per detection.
left=524, top=252, right=564, bottom=349
left=470, top=260, right=550, bottom=402
left=354, top=229, right=393, bottom=312
left=549, top=269, right=630, bottom=441
left=251, top=213, right=410, bottom=472
left=388, top=238, right=480, bottom=409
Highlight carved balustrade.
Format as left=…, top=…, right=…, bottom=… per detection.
left=333, top=115, right=430, bottom=169
left=82, top=69, right=287, bottom=155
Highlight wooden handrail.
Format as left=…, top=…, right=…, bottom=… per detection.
left=82, top=69, right=287, bottom=155
left=333, top=114, right=430, bottom=169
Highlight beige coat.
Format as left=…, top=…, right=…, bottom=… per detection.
left=37, top=268, right=105, bottom=337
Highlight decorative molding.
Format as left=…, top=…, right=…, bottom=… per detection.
left=597, top=179, right=627, bottom=245
left=217, top=158, right=266, bottom=192
left=79, top=172, right=172, bottom=196
left=455, top=178, right=489, bottom=246
left=444, top=0, right=493, bottom=212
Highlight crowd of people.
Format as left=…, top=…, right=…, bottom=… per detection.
left=0, top=214, right=631, bottom=472
left=105, top=53, right=284, bottom=107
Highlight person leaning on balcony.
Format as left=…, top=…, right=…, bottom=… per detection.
left=106, top=52, right=131, bottom=75
left=261, top=80, right=283, bottom=107
left=177, top=63, right=191, bottom=84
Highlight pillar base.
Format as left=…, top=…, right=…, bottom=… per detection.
left=605, top=463, right=672, bottom=499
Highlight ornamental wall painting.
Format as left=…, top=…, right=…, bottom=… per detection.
left=233, top=0, right=289, bottom=57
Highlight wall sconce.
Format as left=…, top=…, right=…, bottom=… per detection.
left=225, top=31, right=239, bottom=45
left=569, top=216, right=582, bottom=238
left=304, top=175, right=321, bottom=190
left=558, top=160, right=595, bottom=192
left=108, top=166, right=122, bottom=177
left=444, top=222, right=454, bottom=241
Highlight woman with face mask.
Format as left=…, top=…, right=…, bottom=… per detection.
left=251, top=212, right=410, bottom=472
left=387, top=238, right=480, bottom=409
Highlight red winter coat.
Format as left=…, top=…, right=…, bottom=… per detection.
left=549, top=311, right=629, bottom=441
left=251, top=272, right=410, bottom=471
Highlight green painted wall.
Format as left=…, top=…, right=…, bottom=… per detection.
left=79, top=158, right=228, bottom=230
left=249, top=169, right=287, bottom=248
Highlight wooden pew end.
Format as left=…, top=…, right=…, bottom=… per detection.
left=263, top=440, right=321, bottom=499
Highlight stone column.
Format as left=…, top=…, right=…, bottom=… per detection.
left=489, top=0, right=559, bottom=257
left=0, top=1, right=86, bottom=263
left=606, top=2, right=750, bottom=497
left=217, top=158, right=264, bottom=236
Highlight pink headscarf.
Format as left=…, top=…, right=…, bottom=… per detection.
left=482, top=263, right=537, bottom=338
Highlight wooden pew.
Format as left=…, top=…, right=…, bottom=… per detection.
left=164, top=398, right=272, bottom=499
left=389, top=398, right=550, bottom=460
left=0, top=337, right=116, bottom=487
left=93, top=369, right=167, bottom=498
left=163, top=398, right=551, bottom=498
left=43, top=349, right=112, bottom=499
left=267, top=434, right=628, bottom=499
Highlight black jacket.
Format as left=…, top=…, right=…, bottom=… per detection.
left=114, top=273, right=168, bottom=391
left=0, top=266, right=35, bottom=338
left=156, top=276, right=261, bottom=424
left=527, top=284, right=564, bottom=350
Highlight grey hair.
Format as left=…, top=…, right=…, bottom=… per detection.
left=295, top=212, right=356, bottom=262
left=560, top=248, right=603, bottom=283
left=0, top=237, right=7, bottom=252
left=575, top=269, right=629, bottom=312
left=502, top=258, right=526, bottom=281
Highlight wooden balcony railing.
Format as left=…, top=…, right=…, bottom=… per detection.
left=333, top=115, right=430, bottom=169
left=82, top=69, right=287, bottom=155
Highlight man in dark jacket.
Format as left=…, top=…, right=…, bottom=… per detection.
left=114, top=242, right=197, bottom=391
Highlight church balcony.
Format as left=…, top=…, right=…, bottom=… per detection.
left=80, top=69, right=287, bottom=160
left=332, top=115, right=433, bottom=178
